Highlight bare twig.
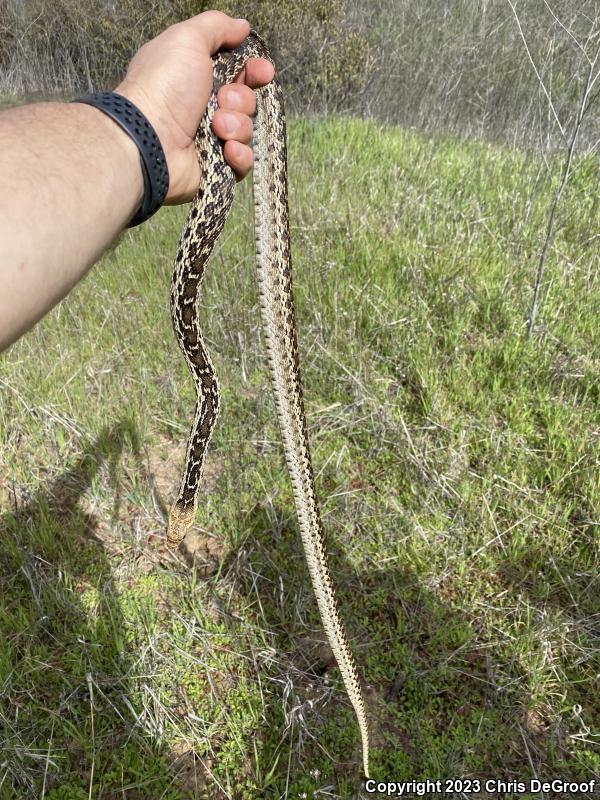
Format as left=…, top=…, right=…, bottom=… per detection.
left=507, top=0, right=567, bottom=142
left=508, top=3, right=600, bottom=336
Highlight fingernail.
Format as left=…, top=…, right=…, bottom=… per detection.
left=221, top=112, right=238, bottom=134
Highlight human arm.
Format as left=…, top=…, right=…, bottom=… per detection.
left=0, top=11, right=274, bottom=352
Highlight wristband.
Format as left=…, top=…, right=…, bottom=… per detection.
left=71, top=91, right=169, bottom=227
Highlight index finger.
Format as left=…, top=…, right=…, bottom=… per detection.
left=189, top=10, right=250, bottom=54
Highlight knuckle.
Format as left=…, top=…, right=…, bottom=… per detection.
left=169, top=23, right=198, bottom=51
left=218, top=83, right=256, bottom=111
left=217, top=84, right=237, bottom=104
left=199, top=9, right=227, bottom=24
left=213, top=109, right=252, bottom=141
left=237, top=116, right=253, bottom=142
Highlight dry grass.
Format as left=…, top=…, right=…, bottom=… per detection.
left=0, top=116, right=599, bottom=798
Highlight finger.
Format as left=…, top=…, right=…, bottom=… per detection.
left=190, top=10, right=250, bottom=54
left=212, top=109, right=253, bottom=144
left=217, top=83, right=256, bottom=116
left=233, top=57, right=275, bottom=88
left=223, top=140, right=253, bottom=180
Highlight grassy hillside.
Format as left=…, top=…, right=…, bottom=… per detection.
left=0, top=117, right=599, bottom=799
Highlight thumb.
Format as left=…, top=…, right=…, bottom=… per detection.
left=190, top=11, right=250, bottom=55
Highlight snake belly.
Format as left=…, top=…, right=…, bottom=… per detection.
left=166, top=32, right=370, bottom=779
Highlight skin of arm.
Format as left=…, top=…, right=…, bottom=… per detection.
left=0, top=11, right=274, bottom=352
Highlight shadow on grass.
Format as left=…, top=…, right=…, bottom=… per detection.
left=222, top=499, right=599, bottom=797
left=2, top=425, right=597, bottom=799
left=0, top=422, right=189, bottom=800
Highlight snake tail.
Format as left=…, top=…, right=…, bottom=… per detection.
left=250, top=49, right=370, bottom=779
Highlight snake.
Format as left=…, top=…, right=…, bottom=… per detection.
left=164, top=31, right=370, bottom=779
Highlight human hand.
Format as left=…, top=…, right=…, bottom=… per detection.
left=115, top=11, right=275, bottom=204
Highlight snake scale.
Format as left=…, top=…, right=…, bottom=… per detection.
left=165, top=32, right=370, bottom=778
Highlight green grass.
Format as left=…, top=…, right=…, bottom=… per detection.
left=1, top=116, right=599, bottom=799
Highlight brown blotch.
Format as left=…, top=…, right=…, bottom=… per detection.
left=183, top=281, right=198, bottom=301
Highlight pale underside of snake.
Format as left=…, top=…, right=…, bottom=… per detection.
left=165, top=32, right=369, bottom=778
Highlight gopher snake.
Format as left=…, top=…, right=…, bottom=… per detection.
left=165, top=32, right=369, bottom=778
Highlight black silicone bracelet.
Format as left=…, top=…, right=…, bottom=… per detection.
left=71, top=91, right=169, bottom=227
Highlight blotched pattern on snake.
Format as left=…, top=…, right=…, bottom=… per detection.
left=165, top=32, right=370, bottom=778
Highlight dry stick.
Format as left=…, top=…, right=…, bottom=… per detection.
left=508, top=2, right=600, bottom=336
left=527, top=34, right=600, bottom=336
left=507, top=0, right=566, bottom=141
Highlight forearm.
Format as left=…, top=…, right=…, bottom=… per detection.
left=0, top=101, right=143, bottom=351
